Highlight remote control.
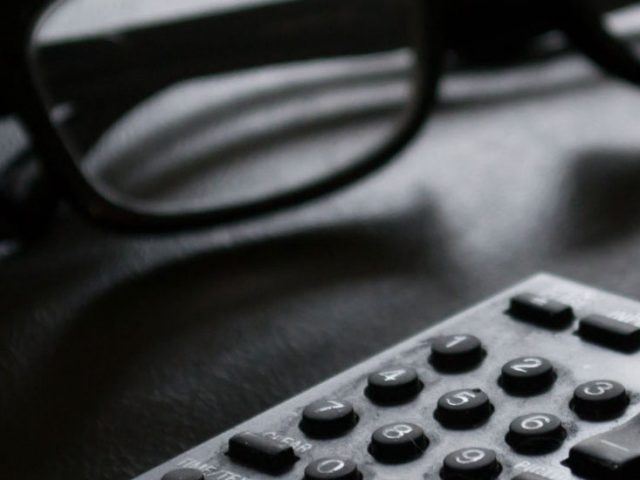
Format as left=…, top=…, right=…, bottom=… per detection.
left=132, top=273, right=640, bottom=480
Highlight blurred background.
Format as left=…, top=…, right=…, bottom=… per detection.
left=1, top=1, right=640, bottom=479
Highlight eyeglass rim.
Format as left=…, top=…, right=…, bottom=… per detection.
left=3, top=0, right=445, bottom=232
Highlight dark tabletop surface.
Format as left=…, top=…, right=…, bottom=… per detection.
left=2, top=33, right=640, bottom=480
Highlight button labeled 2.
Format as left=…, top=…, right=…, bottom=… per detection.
left=499, top=357, right=556, bottom=395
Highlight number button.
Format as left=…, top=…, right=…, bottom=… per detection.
left=303, top=458, right=360, bottom=480
left=369, top=422, right=429, bottom=463
left=366, top=366, right=423, bottom=405
left=572, top=380, right=629, bottom=420
left=430, top=335, right=485, bottom=372
left=161, top=469, right=204, bottom=480
left=435, top=389, right=494, bottom=429
left=441, top=448, right=501, bottom=479
left=299, top=400, right=358, bottom=438
left=506, top=413, right=566, bottom=454
left=499, top=357, right=556, bottom=395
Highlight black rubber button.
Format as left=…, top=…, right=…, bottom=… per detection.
left=304, top=458, right=360, bottom=480
left=568, top=413, right=640, bottom=478
left=161, top=469, right=204, bottom=480
left=369, top=422, right=429, bottom=464
left=499, top=357, right=556, bottom=395
left=506, top=413, right=566, bottom=454
left=571, top=380, right=629, bottom=421
left=227, top=432, right=298, bottom=473
left=300, top=399, right=358, bottom=438
left=509, top=293, right=573, bottom=329
left=579, top=314, right=640, bottom=352
left=365, top=366, right=423, bottom=405
left=430, top=335, right=485, bottom=372
left=441, top=448, right=501, bottom=479
left=435, top=388, right=494, bottom=429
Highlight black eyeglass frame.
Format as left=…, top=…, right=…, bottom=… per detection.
left=1, top=0, right=445, bottom=232
left=1, top=0, right=638, bottom=232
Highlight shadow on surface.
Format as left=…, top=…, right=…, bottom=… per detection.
left=557, top=147, right=640, bottom=249
left=0, top=192, right=463, bottom=480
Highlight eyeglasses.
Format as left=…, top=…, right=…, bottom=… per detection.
left=2, top=0, right=638, bottom=232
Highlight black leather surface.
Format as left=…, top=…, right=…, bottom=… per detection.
left=2, top=41, right=640, bottom=480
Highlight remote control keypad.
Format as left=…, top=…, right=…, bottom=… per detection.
left=138, top=276, right=640, bottom=480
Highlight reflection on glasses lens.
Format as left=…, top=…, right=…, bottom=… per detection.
left=29, top=0, right=424, bottom=215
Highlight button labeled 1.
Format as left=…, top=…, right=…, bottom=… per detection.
left=430, top=335, right=485, bottom=372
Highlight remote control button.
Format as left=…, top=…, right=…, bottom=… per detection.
left=365, top=366, right=423, bottom=404
left=512, top=474, right=550, bottom=480
left=430, top=335, right=484, bottom=372
left=435, top=388, right=494, bottom=429
left=571, top=380, right=629, bottom=420
left=161, top=469, right=204, bottom=480
left=299, top=400, right=358, bottom=438
left=304, top=458, right=360, bottom=480
left=369, top=422, right=429, bottom=463
left=441, top=448, right=501, bottom=480
left=506, top=413, right=566, bottom=454
left=499, top=357, right=556, bottom=395
left=227, top=432, right=298, bottom=473
left=568, top=413, right=640, bottom=478
left=509, top=293, right=573, bottom=329
left=579, top=314, right=640, bottom=352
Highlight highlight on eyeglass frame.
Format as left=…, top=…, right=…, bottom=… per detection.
left=595, top=0, right=640, bottom=57
left=28, top=0, right=425, bottom=215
